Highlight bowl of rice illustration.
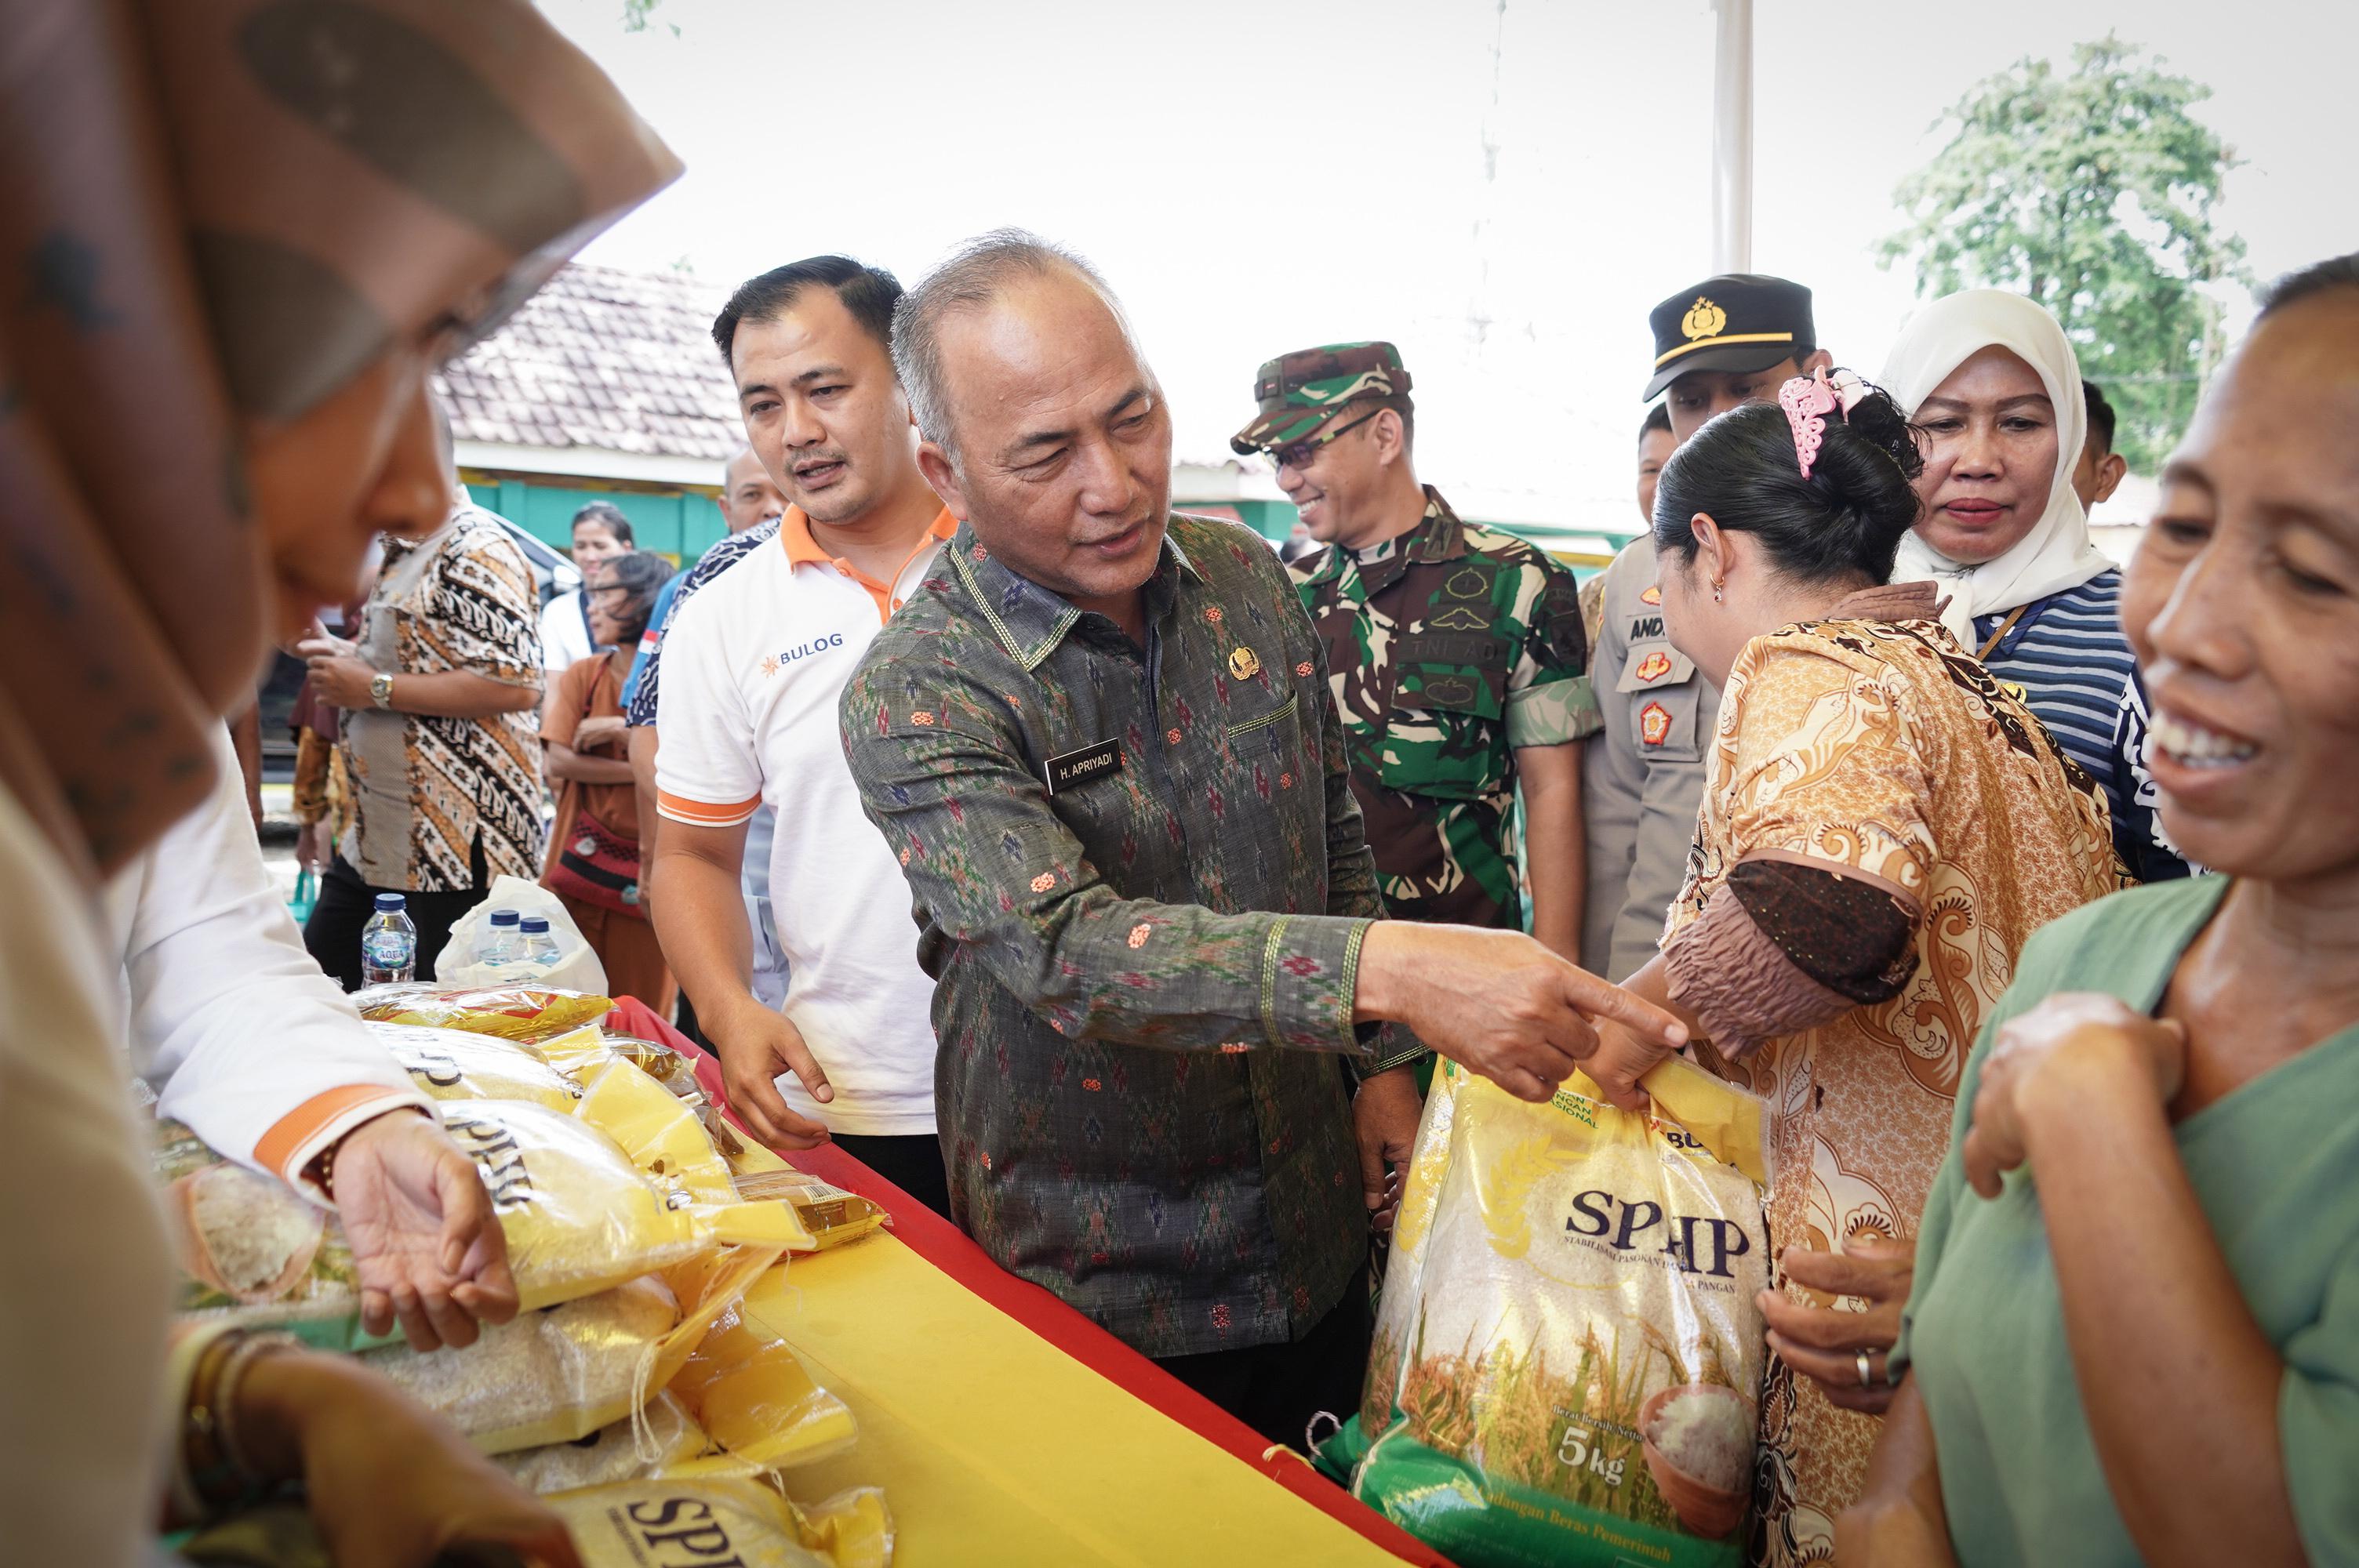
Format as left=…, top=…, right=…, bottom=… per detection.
left=1640, top=1382, right=1754, bottom=1537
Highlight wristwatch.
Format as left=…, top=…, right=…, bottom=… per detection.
left=369, top=670, right=395, bottom=710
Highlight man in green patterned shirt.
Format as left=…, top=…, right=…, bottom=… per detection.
left=840, top=230, right=1682, bottom=1445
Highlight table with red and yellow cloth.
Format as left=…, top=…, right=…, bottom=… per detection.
left=605, top=998, right=1448, bottom=1566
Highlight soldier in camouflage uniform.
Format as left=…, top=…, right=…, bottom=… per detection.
left=1233, top=343, right=1599, bottom=954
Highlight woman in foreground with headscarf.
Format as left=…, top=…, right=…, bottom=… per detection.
left=1880, top=289, right=2188, bottom=881
left=0, top=1, right=676, bottom=1561
left=1840, top=256, right=2359, bottom=1567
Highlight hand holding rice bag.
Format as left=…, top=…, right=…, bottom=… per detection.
left=158, top=1105, right=799, bottom=1347
left=1349, top=1057, right=1773, bottom=1568
left=355, top=982, right=612, bottom=1042
left=363, top=1243, right=778, bottom=1454
left=549, top=1479, right=892, bottom=1568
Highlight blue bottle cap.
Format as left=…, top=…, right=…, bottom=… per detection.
left=373, top=893, right=406, bottom=912
left=489, top=909, right=522, bottom=927
left=519, top=916, right=551, bottom=934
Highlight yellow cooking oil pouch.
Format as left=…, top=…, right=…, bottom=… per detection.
left=1345, top=1057, right=1773, bottom=1568
left=550, top=1479, right=892, bottom=1568
left=667, top=1266, right=859, bottom=1472
left=728, top=1166, right=889, bottom=1252
left=354, top=982, right=613, bottom=1042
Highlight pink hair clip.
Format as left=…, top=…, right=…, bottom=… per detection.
left=1778, top=368, right=1868, bottom=479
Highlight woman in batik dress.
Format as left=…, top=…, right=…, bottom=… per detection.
left=1581, top=373, right=2122, bottom=1566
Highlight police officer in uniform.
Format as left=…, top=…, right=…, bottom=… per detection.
left=1582, top=278, right=1831, bottom=980
left=1235, top=343, right=1598, bottom=959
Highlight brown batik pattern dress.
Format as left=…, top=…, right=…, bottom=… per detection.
left=1659, top=583, right=2121, bottom=1567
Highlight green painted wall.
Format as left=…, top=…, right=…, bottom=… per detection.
left=463, top=477, right=728, bottom=567
left=464, top=473, right=1635, bottom=581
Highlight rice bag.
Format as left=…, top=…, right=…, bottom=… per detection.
left=365, top=1276, right=679, bottom=1454
left=157, top=1105, right=799, bottom=1347
left=363, top=1243, right=777, bottom=1454
left=1313, top=1058, right=1465, bottom=1485
left=438, top=1102, right=794, bottom=1307
left=495, top=1392, right=738, bottom=1494
left=370, top=1021, right=583, bottom=1109
left=354, top=982, right=612, bottom=1042
left=550, top=1479, right=892, bottom=1568
left=571, top=1054, right=737, bottom=1207
left=1348, top=1058, right=1773, bottom=1568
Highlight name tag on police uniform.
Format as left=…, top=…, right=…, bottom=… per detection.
left=1043, top=738, right=1124, bottom=796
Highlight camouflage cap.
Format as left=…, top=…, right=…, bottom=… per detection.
left=1230, top=341, right=1413, bottom=456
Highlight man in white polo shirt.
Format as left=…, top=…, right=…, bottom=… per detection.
left=652, top=256, right=958, bottom=1215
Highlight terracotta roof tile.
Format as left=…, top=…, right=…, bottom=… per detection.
left=431, top=263, right=738, bottom=462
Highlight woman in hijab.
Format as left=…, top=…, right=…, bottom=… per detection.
left=1843, top=257, right=2359, bottom=1568
left=0, top=2, right=676, bottom=1561
left=1882, top=291, right=2189, bottom=882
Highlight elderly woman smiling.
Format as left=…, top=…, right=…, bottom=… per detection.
left=1843, top=253, right=2359, bottom=1568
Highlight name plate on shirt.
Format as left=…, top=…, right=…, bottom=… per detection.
left=1043, top=738, right=1124, bottom=796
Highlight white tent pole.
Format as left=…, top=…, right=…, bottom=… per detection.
left=1711, top=0, right=1754, bottom=274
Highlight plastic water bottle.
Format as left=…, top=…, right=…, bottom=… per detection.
left=517, top=915, right=562, bottom=971
left=475, top=909, right=522, bottom=969
left=361, top=893, right=418, bottom=985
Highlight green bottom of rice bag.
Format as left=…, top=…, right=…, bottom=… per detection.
left=1314, top=1412, right=1372, bottom=1487
left=1354, top=1429, right=1741, bottom=1568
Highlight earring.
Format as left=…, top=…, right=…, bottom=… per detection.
left=1712, top=580, right=1725, bottom=603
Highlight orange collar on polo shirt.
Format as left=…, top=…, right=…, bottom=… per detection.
left=781, top=505, right=958, bottom=621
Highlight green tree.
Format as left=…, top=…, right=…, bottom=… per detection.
left=620, top=0, right=678, bottom=37
left=1880, top=37, right=2250, bottom=473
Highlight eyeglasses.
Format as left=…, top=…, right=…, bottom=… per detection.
left=1265, top=407, right=1383, bottom=472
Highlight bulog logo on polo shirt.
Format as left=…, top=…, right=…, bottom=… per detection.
left=758, top=631, right=845, bottom=677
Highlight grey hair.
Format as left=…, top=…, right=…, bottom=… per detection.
left=889, top=228, right=1121, bottom=463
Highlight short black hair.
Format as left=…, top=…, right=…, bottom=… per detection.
left=2082, top=382, right=2117, bottom=454
left=2256, top=252, right=2359, bottom=320
left=1653, top=374, right=1926, bottom=585
left=589, top=550, right=674, bottom=642
left=1641, top=404, right=1672, bottom=441
left=570, top=500, right=633, bottom=546
left=713, top=256, right=903, bottom=369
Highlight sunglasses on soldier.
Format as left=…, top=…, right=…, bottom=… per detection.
left=1264, top=407, right=1383, bottom=472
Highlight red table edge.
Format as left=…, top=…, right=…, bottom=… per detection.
left=605, top=996, right=1453, bottom=1568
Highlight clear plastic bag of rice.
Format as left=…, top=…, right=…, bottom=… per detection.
left=1349, top=1057, right=1773, bottom=1568
left=156, top=1105, right=798, bottom=1348
left=354, top=982, right=613, bottom=1042
left=369, top=1021, right=583, bottom=1109
left=363, top=1244, right=779, bottom=1454
left=495, top=1392, right=735, bottom=1494
left=550, top=1479, right=892, bottom=1568
left=364, top=1276, right=682, bottom=1454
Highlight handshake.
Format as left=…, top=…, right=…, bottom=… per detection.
left=1353, top=922, right=1687, bottom=1107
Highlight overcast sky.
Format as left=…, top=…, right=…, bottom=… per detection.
left=543, top=0, right=2352, bottom=532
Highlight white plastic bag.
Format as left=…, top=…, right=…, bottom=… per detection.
left=435, top=874, right=609, bottom=993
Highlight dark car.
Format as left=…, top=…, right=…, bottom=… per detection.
left=256, top=511, right=577, bottom=779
